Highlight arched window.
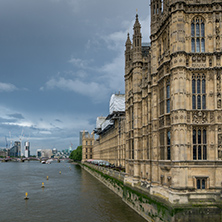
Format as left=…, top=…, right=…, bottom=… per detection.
left=192, top=74, right=206, bottom=110
left=166, top=80, right=170, bottom=113
left=191, top=17, right=205, bottom=52
left=193, top=128, right=207, bottom=160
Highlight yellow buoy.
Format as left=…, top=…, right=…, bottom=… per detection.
left=59, top=171, right=61, bottom=174
left=47, top=176, right=49, bottom=180
left=42, top=182, right=45, bottom=188
left=24, top=192, right=29, bottom=200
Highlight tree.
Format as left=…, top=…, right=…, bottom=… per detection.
left=69, top=145, right=82, bottom=161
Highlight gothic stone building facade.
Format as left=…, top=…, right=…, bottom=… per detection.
left=124, top=0, right=222, bottom=203
left=93, top=114, right=126, bottom=167
left=82, top=0, right=222, bottom=205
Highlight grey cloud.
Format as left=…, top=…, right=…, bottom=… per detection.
left=8, top=113, right=25, bottom=119
left=55, top=119, right=62, bottom=123
left=0, top=117, right=18, bottom=123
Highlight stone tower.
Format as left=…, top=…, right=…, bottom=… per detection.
left=125, top=14, right=151, bottom=181
left=82, top=131, right=94, bottom=162
left=125, top=0, right=222, bottom=203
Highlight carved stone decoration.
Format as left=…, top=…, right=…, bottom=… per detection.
left=192, top=111, right=207, bottom=124
left=187, top=112, right=190, bottom=123
left=159, top=116, right=164, bottom=128
left=217, top=71, right=221, bottom=108
left=217, top=100, right=221, bottom=108
left=208, top=14, right=213, bottom=24
left=166, top=115, right=170, bottom=125
left=207, top=35, right=213, bottom=40
left=210, top=125, right=215, bottom=131
left=209, top=91, right=214, bottom=97
left=210, top=112, right=214, bottom=123
left=218, top=134, right=222, bottom=160
left=192, top=55, right=206, bottom=68
left=217, top=55, right=221, bottom=66
left=187, top=125, right=191, bottom=132
left=216, top=19, right=220, bottom=51
left=218, top=150, right=222, bottom=159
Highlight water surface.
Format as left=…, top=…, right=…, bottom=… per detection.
left=0, top=161, right=146, bottom=222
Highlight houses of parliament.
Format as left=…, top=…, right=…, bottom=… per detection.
left=82, top=0, right=222, bottom=205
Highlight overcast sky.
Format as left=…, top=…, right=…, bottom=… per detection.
left=0, top=0, right=150, bottom=154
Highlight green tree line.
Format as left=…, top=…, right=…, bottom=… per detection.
left=69, top=145, right=82, bottom=161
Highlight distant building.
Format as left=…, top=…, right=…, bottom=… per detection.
left=82, top=131, right=94, bottom=162
left=24, top=142, right=30, bottom=158
left=9, top=141, right=21, bottom=157
left=89, top=93, right=125, bottom=166
left=36, top=149, right=53, bottom=158
left=36, top=149, right=42, bottom=158
left=79, top=130, right=89, bottom=146
left=0, top=148, right=9, bottom=157
left=41, top=149, right=53, bottom=158
left=52, top=148, right=57, bottom=154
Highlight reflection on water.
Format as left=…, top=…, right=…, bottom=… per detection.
left=0, top=161, right=146, bottom=222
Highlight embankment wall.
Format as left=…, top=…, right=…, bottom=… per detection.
left=81, top=163, right=222, bottom=222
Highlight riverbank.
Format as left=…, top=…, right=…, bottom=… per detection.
left=80, top=162, right=222, bottom=222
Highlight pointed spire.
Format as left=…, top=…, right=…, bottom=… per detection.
left=125, top=33, right=131, bottom=46
left=133, top=14, right=142, bottom=50
left=125, top=33, right=131, bottom=53
left=133, top=14, right=141, bottom=31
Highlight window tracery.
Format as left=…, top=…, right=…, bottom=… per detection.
left=193, top=128, right=207, bottom=160
left=192, top=73, right=206, bottom=110
left=191, top=17, right=205, bottom=53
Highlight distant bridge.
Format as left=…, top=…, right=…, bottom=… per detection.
left=0, top=157, right=69, bottom=162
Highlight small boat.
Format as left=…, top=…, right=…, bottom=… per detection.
left=41, top=161, right=46, bottom=164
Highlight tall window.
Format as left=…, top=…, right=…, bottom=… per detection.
left=132, top=140, right=134, bottom=159
left=160, top=130, right=171, bottom=160
left=160, top=131, right=164, bottom=159
left=147, top=140, right=150, bottom=159
left=193, top=128, right=207, bottom=160
left=192, top=74, right=206, bottom=109
left=159, top=80, right=170, bottom=115
left=167, top=131, right=171, bottom=160
left=166, top=80, right=170, bottom=113
left=191, top=17, right=205, bottom=53
left=160, top=86, right=164, bottom=115
left=131, top=109, right=134, bottom=129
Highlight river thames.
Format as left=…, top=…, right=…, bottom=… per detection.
left=0, top=161, right=146, bottom=222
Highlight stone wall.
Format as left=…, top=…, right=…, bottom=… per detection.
left=81, top=163, right=222, bottom=222
left=93, top=117, right=126, bottom=167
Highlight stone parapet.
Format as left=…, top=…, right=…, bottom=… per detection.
left=81, top=163, right=222, bottom=222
